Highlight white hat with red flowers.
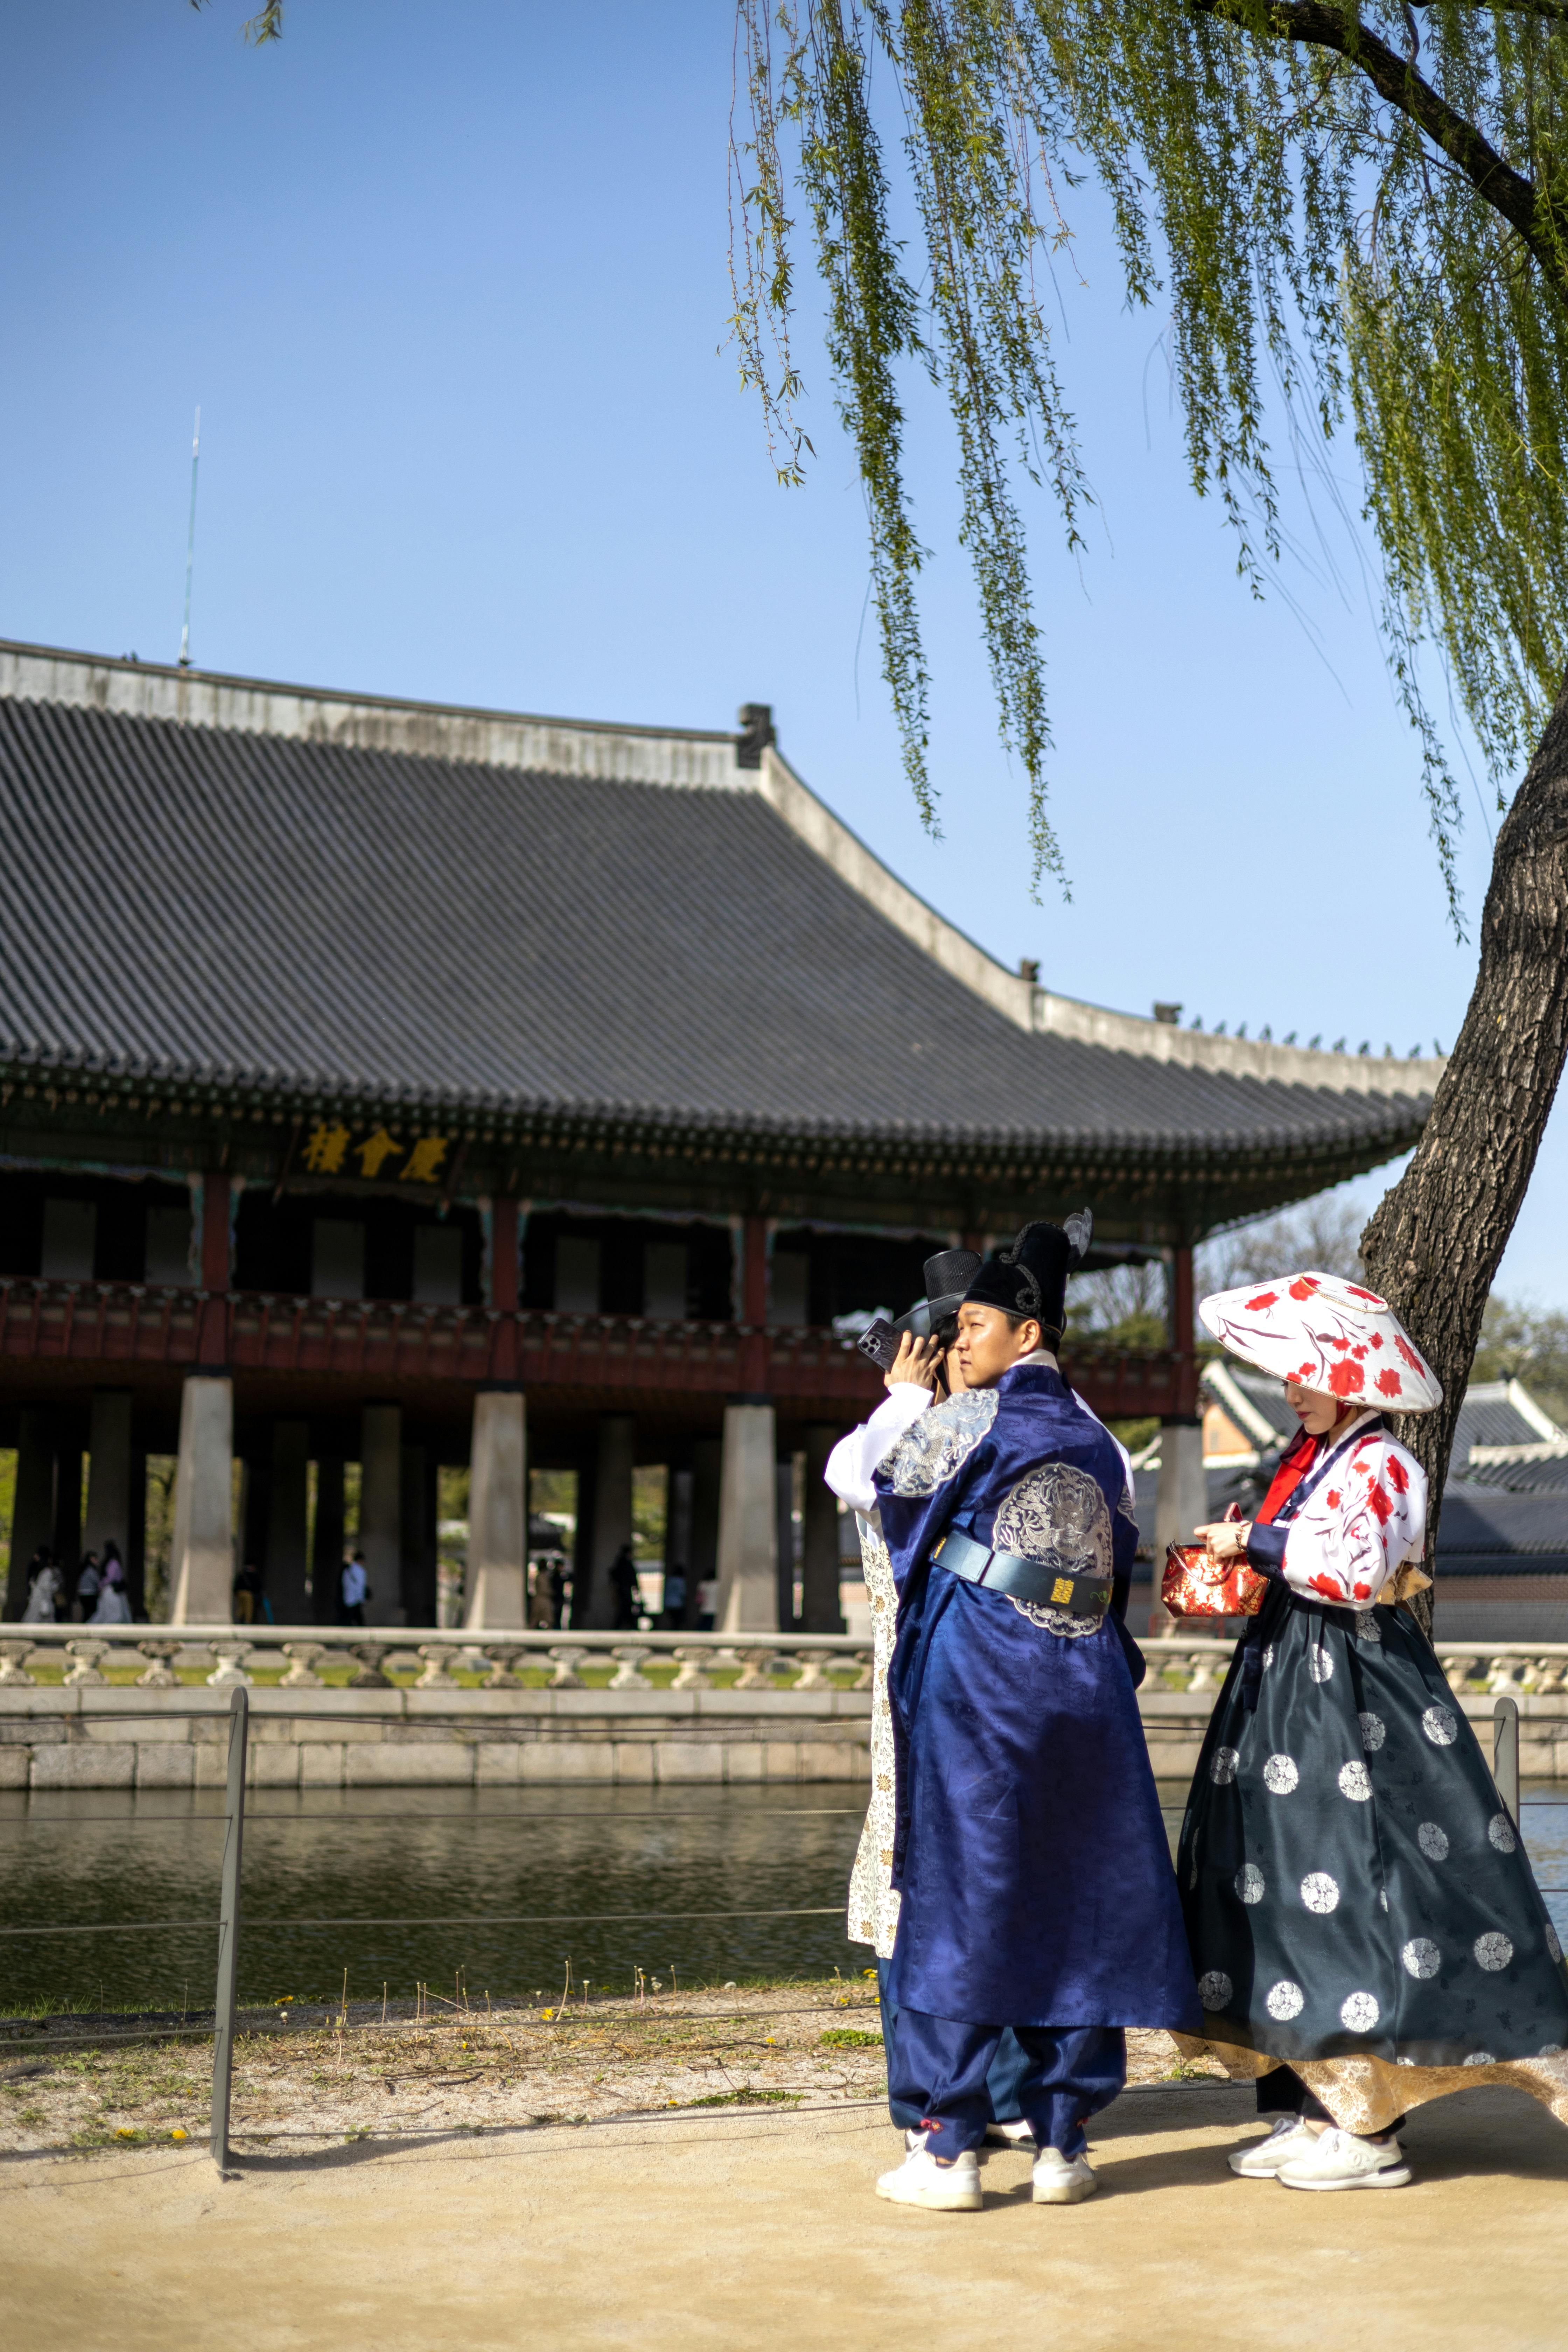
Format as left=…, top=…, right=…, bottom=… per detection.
left=1198, top=1272, right=1443, bottom=1412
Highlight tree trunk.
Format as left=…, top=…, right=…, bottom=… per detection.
left=1360, top=671, right=1568, bottom=1633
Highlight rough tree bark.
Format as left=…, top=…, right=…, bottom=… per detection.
left=1361, top=667, right=1568, bottom=1633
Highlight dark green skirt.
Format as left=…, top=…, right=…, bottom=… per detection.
left=1178, top=1582, right=1568, bottom=2068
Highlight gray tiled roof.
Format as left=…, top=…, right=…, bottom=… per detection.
left=0, top=693, right=1435, bottom=1152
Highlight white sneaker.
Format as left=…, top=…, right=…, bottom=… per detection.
left=985, top=2117, right=1038, bottom=2150
left=1228, top=2118, right=1320, bottom=2177
left=1031, top=2146, right=1098, bottom=2205
left=876, top=2138, right=983, bottom=2211
left=1276, top=2126, right=1410, bottom=2191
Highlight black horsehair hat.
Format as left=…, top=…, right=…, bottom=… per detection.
left=961, top=1212, right=1093, bottom=1345
left=893, top=1248, right=984, bottom=1342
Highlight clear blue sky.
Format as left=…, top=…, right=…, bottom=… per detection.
left=1, top=2, right=1560, bottom=1300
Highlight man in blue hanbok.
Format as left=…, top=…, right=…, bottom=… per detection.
left=859, top=1218, right=1199, bottom=2210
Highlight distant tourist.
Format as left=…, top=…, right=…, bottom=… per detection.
left=695, top=1577, right=716, bottom=1631
left=22, top=1551, right=62, bottom=1622
left=91, top=1541, right=133, bottom=1624
left=74, top=1550, right=102, bottom=1623
left=608, top=1541, right=639, bottom=1629
left=660, top=1563, right=687, bottom=1630
left=233, top=1560, right=263, bottom=1626
left=339, top=1547, right=369, bottom=1626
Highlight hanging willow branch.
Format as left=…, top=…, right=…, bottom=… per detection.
left=732, top=0, right=1568, bottom=909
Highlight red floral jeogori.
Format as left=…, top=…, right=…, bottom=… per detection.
left=1197, top=1272, right=1443, bottom=1413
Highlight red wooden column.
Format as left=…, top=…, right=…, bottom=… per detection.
left=740, top=1214, right=769, bottom=1393
left=490, top=1197, right=519, bottom=1382
left=197, top=1172, right=231, bottom=1366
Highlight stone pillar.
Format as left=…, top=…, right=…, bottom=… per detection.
left=690, top=1438, right=721, bottom=1624
left=6, top=1410, right=55, bottom=1618
left=1152, top=1421, right=1208, bottom=1634
left=127, top=1448, right=148, bottom=1620
left=401, top=1442, right=438, bottom=1626
left=581, top=1413, right=635, bottom=1629
left=84, top=1389, right=134, bottom=1571
left=312, top=1455, right=345, bottom=1623
left=465, top=1392, right=528, bottom=1629
left=360, top=1404, right=404, bottom=1626
left=267, top=1420, right=310, bottom=1625
left=716, top=1401, right=779, bottom=1632
left=775, top=1458, right=798, bottom=1632
left=169, top=1375, right=234, bottom=1623
left=801, top=1424, right=845, bottom=1632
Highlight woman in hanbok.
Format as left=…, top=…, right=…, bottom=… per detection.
left=1178, top=1273, right=1568, bottom=2190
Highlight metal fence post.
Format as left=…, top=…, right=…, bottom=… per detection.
left=1494, top=1695, right=1520, bottom=1827
left=211, top=1684, right=248, bottom=2175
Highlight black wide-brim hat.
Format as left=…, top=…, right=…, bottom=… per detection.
left=962, top=1212, right=1092, bottom=1341
left=893, top=1247, right=983, bottom=1340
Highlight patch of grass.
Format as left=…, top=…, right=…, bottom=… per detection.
left=679, top=2088, right=803, bottom=2109
left=818, top=2029, right=883, bottom=2048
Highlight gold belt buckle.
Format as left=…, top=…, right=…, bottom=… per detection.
left=1050, top=1575, right=1075, bottom=1606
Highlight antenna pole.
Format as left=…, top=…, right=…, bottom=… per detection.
left=179, top=406, right=201, bottom=669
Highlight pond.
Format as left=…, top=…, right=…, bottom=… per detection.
left=4, top=1783, right=1567, bottom=2018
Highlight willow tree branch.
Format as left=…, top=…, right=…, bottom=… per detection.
left=1195, top=0, right=1568, bottom=303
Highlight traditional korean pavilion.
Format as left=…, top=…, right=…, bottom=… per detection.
left=0, top=639, right=1442, bottom=1631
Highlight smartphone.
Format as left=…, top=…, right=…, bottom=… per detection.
left=856, top=1317, right=901, bottom=1373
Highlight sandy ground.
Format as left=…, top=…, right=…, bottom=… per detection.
left=0, top=1985, right=1216, bottom=2152
left=5, top=2076, right=1568, bottom=2350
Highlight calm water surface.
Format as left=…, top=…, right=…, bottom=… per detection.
left=4, top=1783, right=1566, bottom=2017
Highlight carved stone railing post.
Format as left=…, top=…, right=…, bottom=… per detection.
left=278, top=1642, right=326, bottom=1688
left=347, top=1643, right=393, bottom=1689
left=1535, top=1656, right=1567, bottom=1695
left=670, top=1647, right=712, bottom=1689
left=0, top=1640, right=36, bottom=1686
left=547, top=1645, right=589, bottom=1689
left=135, top=1639, right=181, bottom=1688
left=792, top=1651, right=833, bottom=1690
left=852, top=1648, right=874, bottom=1689
left=609, top=1645, right=653, bottom=1689
left=733, top=1647, right=777, bottom=1690
left=414, top=1644, right=460, bottom=1689
left=206, top=1642, right=254, bottom=1688
left=1443, top=1648, right=1480, bottom=1694
left=481, top=1645, right=525, bottom=1689
left=1185, top=1647, right=1220, bottom=1694
left=1487, top=1652, right=1528, bottom=1697
left=63, top=1639, right=111, bottom=1687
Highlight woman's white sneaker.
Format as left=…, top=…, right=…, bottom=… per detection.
left=876, top=2140, right=983, bottom=2210
left=1228, top=2118, right=1320, bottom=2177
left=1031, top=2147, right=1098, bottom=2204
left=1276, top=2126, right=1410, bottom=2191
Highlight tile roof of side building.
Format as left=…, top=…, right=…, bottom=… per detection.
left=0, top=640, right=1444, bottom=1157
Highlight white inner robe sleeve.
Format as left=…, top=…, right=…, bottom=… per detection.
left=824, top=1384, right=934, bottom=1516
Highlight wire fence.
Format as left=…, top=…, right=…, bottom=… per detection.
left=0, top=1695, right=1543, bottom=2174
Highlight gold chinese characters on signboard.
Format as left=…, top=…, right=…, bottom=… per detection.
left=302, top=1123, right=450, bottom=1184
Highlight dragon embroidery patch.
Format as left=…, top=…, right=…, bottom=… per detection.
left=992, top=1460, right=1113, bottom=1639
left=878, top=1386, right=999, bottom=1497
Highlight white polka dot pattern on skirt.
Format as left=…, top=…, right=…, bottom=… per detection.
left=1338, top=1761, right=1372, bottom=1802
left=1474, top=1932, right=1514, bottom=1972
left=1488, top=1812, right=1518, bottom=1853
left=1422, top=1704, right=1458, bottom=1745
left=1210, top=1746, right=1239, bottom=1786
left=1266, top=1980, right=1305, bottom=2020
left=1235, top=1864, right=1265, bottom=1905
left=1547, top=1924, right=1563, bottom=1964
left=1358, top=1712, right=1386, bottom=1752
left=1308, top=1647, right=1334, bottom=1684
left=1262, top=1643, right=1275, bottom=1669
left=1401, top=1938, right=1441, bottom=1979
left=1378, top=1888, right=1389, bottom=1911
left=1340, top=1991, right=1380, bottom=2032
left=1264, top=1754, right=1300, bottom=1794
left=1301, top=1871, right=1340, bottom=1914
left=1464, top=2051, right=1496, bottom=2066
left=1417, top=1821, right=1450, bottom=1860
left=1353, top=1614, right=1381, bottom=1644
left=1539, top=2042, right=1564, bottom=2057
left=1198, top=1970, right=1232, bottom=2009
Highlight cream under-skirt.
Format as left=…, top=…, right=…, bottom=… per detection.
left=1173, top=2032, right=1568, bottom=2135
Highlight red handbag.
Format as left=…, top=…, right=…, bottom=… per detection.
left=1161, top=1541, right=1268, bottom=1618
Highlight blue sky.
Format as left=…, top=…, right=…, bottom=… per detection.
left=2, top=2, right=1560, bottom=1299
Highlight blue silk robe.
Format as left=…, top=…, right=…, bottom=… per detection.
left=877, top=1364, right=1200, bottom=2031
